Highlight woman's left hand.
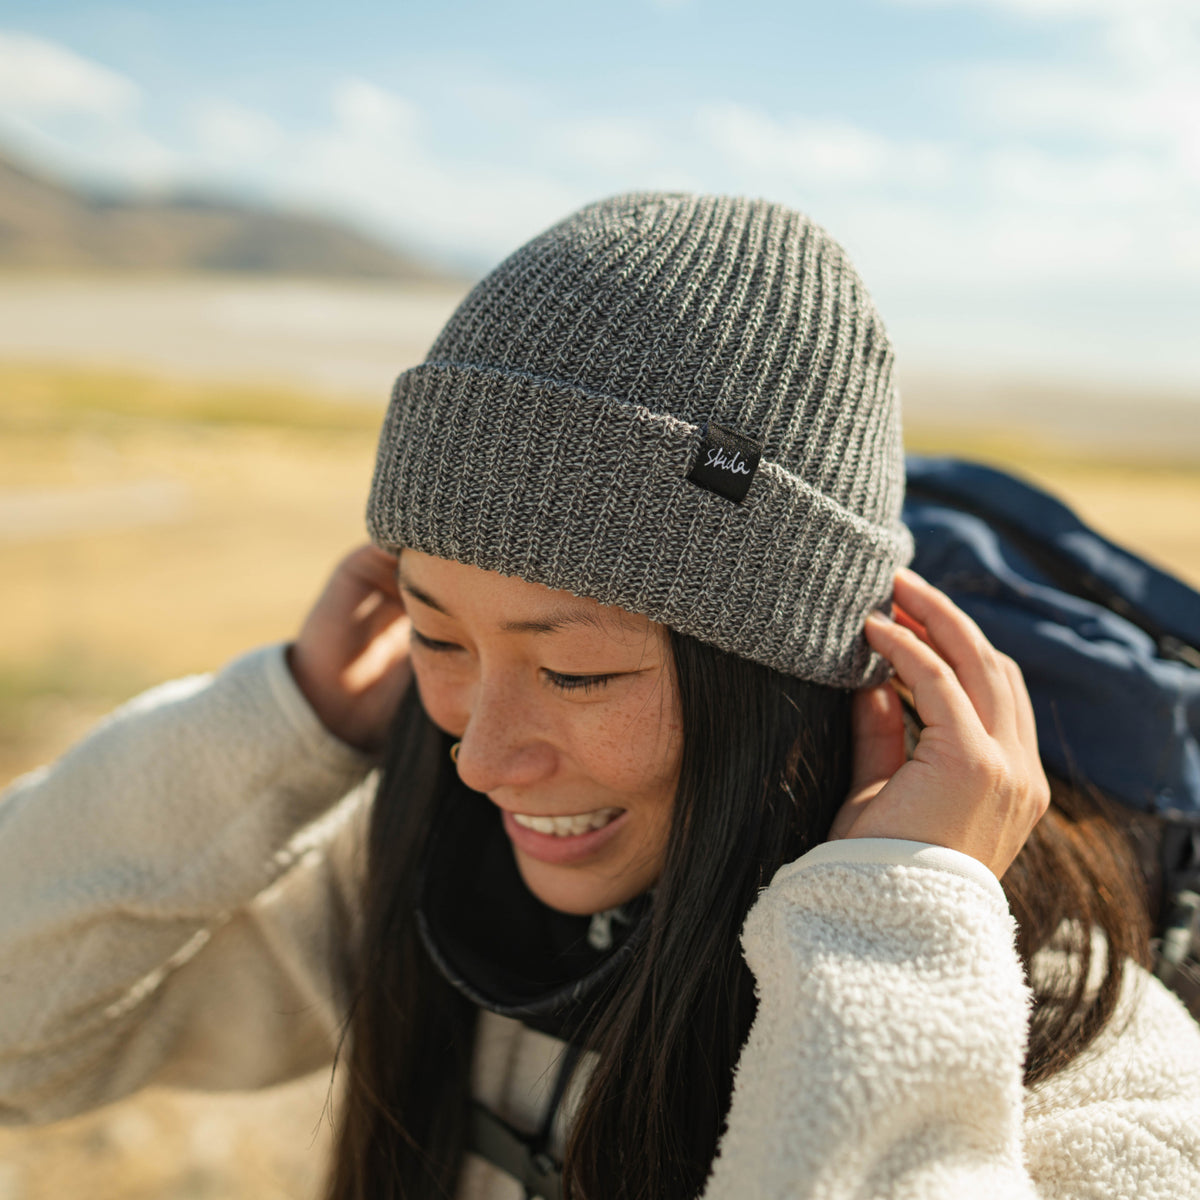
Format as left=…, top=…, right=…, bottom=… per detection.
left=830, top=566, right=1051, bottom=879
left=287, top=544, right=412, bottom=755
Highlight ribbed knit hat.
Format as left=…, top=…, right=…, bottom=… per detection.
left=367, top=192, right=913, bottom=689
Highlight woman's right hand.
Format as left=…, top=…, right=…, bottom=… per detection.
left=830, top=567, right=1050, bottom=879
left=286, top=544, right=412, bottom=754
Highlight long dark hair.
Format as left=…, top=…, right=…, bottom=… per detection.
left=325, top=628, right=1151, bottom=1200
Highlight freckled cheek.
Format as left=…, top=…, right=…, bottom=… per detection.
left=576, top=706, right=683, bottom=798
left=410, top=664, right=468, bottom=735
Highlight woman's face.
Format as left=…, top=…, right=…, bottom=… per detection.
left=397, top=549, right=684, bottom=916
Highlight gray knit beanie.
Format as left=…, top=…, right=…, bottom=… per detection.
left=367, top=192, right=913, bottom=689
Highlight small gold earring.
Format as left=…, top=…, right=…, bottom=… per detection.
left=449, top=741, right=461, bottom=764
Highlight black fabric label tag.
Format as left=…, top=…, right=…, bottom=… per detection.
left=687, top=421, right=762, bottom=503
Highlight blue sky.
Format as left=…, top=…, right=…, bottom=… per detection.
left=1, top=0, right=1198, bottom=388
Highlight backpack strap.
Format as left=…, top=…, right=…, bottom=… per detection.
left=1154, top=821, right=1200, bottom=1016
left=468, top=1102, right=564, bottom=1200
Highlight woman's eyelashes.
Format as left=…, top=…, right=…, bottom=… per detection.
left=410, top=628, right=617, bottom=695
left=544, top=671, right=614, bottom=694
left=410, top=628, right=459, bottom=653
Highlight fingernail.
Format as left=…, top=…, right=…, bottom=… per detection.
left=865, top=609, right=894, bottom=627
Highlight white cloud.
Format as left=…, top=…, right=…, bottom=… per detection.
left=0, top=47, right=576, bottom=260
left=893, top=0, right=1200, bottom=173
left=330, top=79, right=423, bottom=139
left=964, top=40, right=1200, bottom=149
left=191, top=101, right=284, bottom=161
left=827, top=198, right=1194, bottom=300
left=698, top=103, right=953, bottom=189
left=0, top=111, right=181, bottom=191
left=0, top=29, right=183, bottom=190
left=983, top=147, right=1171, bottom=207
left=545, top=116, right=661, bottom=172
left=260, top=77, right=581, bottom=262
left=0, top=29, right=139, bottom=115
left=894, top=0, right=1200, bottom=178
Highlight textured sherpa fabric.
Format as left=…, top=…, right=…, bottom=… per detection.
left=366, top=192, right=914, bottom=689
left=5, top=649, right=1200, bottom=1199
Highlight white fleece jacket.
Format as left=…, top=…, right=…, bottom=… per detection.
left=2, top=644, right=1199, bottom=1200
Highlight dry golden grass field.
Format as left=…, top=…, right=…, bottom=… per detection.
left=1, top=362, right=1198, bottom=1199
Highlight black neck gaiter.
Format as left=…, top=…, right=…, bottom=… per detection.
left=416, top=783, right=651, bottom=1043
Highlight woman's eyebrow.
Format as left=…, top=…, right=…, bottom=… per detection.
left=398, top=577, right=450, bottom=615
left=500, top=607, right=609, bottom=635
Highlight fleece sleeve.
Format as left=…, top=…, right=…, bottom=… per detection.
left=1021, top=960, right=1200, bottom=1200
left=0, top=644, right=378, bottom=1125
left=701, top=838, right=1037, bottom=1200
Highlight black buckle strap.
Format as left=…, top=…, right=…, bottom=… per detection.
left=1154, top=824, right=1200, bottom=1016
left=468, top=1101, right=565, bottom=1200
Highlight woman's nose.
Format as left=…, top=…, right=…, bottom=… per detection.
left=452, top=677, right=557, bottom=794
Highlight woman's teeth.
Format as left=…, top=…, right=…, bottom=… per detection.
left=510, top=808, right=623, bottom=837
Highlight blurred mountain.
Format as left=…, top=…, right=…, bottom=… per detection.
left=0, top=150, right=454, bottom=280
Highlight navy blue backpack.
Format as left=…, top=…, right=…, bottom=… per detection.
left=905, top=456, right=1200, bottom=1015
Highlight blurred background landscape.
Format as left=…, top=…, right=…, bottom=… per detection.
left=0, top=0, right=1197, bottom=1197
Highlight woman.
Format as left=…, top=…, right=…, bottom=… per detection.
left=3, top=193, right=1199, bottom=1200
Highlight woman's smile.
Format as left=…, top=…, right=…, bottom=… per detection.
left=501, top=807, right=631, bottom=865
left=505, top=805, right=625, bottom=836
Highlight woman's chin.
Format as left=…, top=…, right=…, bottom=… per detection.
left=512, top=850, right=652, bottom=916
